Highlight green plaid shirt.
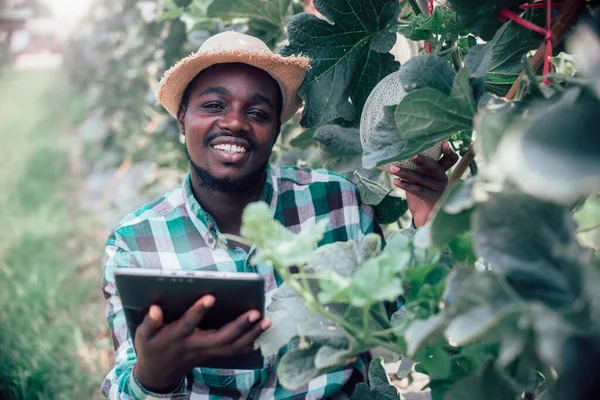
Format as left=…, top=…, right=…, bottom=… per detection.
left=101, top=164, right=379, bottom=400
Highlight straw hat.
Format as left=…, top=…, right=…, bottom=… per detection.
left=156, top=31, right=311, bottom=123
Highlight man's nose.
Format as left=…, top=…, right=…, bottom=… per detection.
left=216, top=108, right=250, bottom=133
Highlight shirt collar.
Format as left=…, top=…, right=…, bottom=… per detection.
left=182, top=164, right=280, bottom=249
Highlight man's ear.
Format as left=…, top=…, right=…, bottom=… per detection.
left=177, top=105, right=186, bottom=135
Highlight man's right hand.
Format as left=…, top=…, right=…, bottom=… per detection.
left=133, top=295, right=271, bottom=393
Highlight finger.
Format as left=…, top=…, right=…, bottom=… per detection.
left=410, top=155, right=448, bottom=182
left=136, top=305, right=163, bottom=342
left=229, top=318, right=271, bottom=352
left=390, top=167, right=445, bottom=192
left=211, top=310, right=262, bottom=347
left=394, top=179, right=441, bottom=203
left=172, top=295, right=215, bottom=340
left=438, top=142, right=459, bottom=171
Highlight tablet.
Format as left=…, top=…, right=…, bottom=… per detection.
left=114, top=269, right=265, bottom=370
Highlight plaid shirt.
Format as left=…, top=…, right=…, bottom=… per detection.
left=101, top=164, right=379, bottom=400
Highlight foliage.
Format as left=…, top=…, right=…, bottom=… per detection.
left=237, top=1, right=600, bottom=399
left=67, top=0, right=600, bottom=398
left=281, top=0, right=401, bottom=128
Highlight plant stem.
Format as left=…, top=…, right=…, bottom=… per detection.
left=448, top=144, right=476, bottom=184
left=450, top=46, right=462, bottom=72
left=406, top=0, right=423, bottom=15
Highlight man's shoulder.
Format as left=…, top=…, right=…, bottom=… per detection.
left=273, top=165, right=359, bottom=191
left=110, top=186, right=185, bottom=236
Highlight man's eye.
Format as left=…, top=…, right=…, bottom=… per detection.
left=202, top=103, right=223, bottom=110
left=249, top=110, right=268, bottom=120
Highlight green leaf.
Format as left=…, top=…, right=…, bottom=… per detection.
left=359, top=233, right=383, bottom=264
left=418, top=7, right=460, bottom=36
left=414, top=342, right=453, bottom=380
left=354, top=172, right=408, bottom=224
left=308, top=241, right=360, bottom=278
left=255, top=282, right=339, bottom=356
left=496, top=102, right=600, bottom=205
left=397, top=55, right=455, bottom=95
left=277, top=345, right=321, bottom=389
left=241, top=202, right=328, bottom=267
left=445, top=303, right=524, bottom=346
left=314, top=125, right=381, bottom=181
left=574, top=194, right=600, bottom=232
left=446, top=0, right=526, bottom=40
left=375, top=193, right=409, bottom=225
left=281, top=0, right=401, bottom=127
left=393, top=7, right=461, bottom=43
left=415, top=180, right=474, bottom=248
left=289, top=128, right=317, bottom=149
left=485, top=19, right=544, bottom=96
left=314, top=125, right=363, bottom=156
left=463, top=44, right=493, bottom=101
left=405, top=314, right=447, bottom=357
left=444, top=358, right=522, bottom=400
left=351, top=357, right=403, bottom=400
left=317, top=252, right=404, bottom=307
left=393, top=14, right=434, bottom=42
left=474, top=94, right=526, bottom=162
left=472, top=193, right=584, bottom=310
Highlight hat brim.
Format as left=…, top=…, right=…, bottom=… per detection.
left=156, top=49, right=310, bottom=123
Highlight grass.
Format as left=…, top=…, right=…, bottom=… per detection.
left=0, top=68, right=111, bottom=399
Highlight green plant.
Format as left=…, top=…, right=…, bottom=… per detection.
left=235, top=0, right=600, bottom=398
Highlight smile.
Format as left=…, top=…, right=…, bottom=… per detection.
left=212, top=143, right=247, bottom=154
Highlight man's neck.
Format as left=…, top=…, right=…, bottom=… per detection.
left=190, top=171, right=266, bottom=236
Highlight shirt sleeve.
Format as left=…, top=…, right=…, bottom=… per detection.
left=100, top=231, right=189, bottom=399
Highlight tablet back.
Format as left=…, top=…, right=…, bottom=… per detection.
left=115, top=270, right=265, bottom=370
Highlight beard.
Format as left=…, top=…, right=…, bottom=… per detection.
left=185, top=141, right=268, bottom=194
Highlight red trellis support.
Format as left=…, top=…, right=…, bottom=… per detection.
left=500, top=1, right=557, bottom=84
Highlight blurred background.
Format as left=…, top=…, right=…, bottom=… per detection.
left=0, top=1, right=423, bottom=398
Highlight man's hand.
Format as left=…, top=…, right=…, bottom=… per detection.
left=133, top=295, right=271, bottom=393
left=389, top=142, right=459, bottom=227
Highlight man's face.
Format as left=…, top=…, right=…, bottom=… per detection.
left=179, top=63, right=281, bottom=191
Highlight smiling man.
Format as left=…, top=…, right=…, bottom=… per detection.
left=101, top=31, right=457, bottom=400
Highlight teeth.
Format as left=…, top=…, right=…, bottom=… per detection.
left=213, top=144, right=247, bottom=153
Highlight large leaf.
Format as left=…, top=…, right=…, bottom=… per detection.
left=282, top=0, right=401, bottom=127
left=485, top=18, right=544, bottom=96
left=255, top=282, right=341, bottom=356
left=241, top=202, right=328, bottom=267
left=397, top=54, right=455, bottom=95
left=496, top=102, right=600, bottom=205
left=317, top=251, right=405, bottom=308
left=472, top=193, right=584, bottom=310
left=446, top=0, right=526, bottom=40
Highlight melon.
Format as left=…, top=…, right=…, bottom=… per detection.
left=360, top=70, right=443, bottom=173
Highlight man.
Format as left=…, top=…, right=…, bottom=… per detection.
left=101, top=31, right=458, bottom=399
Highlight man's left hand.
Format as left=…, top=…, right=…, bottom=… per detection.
left=389, top=142, right=459, bottom=228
